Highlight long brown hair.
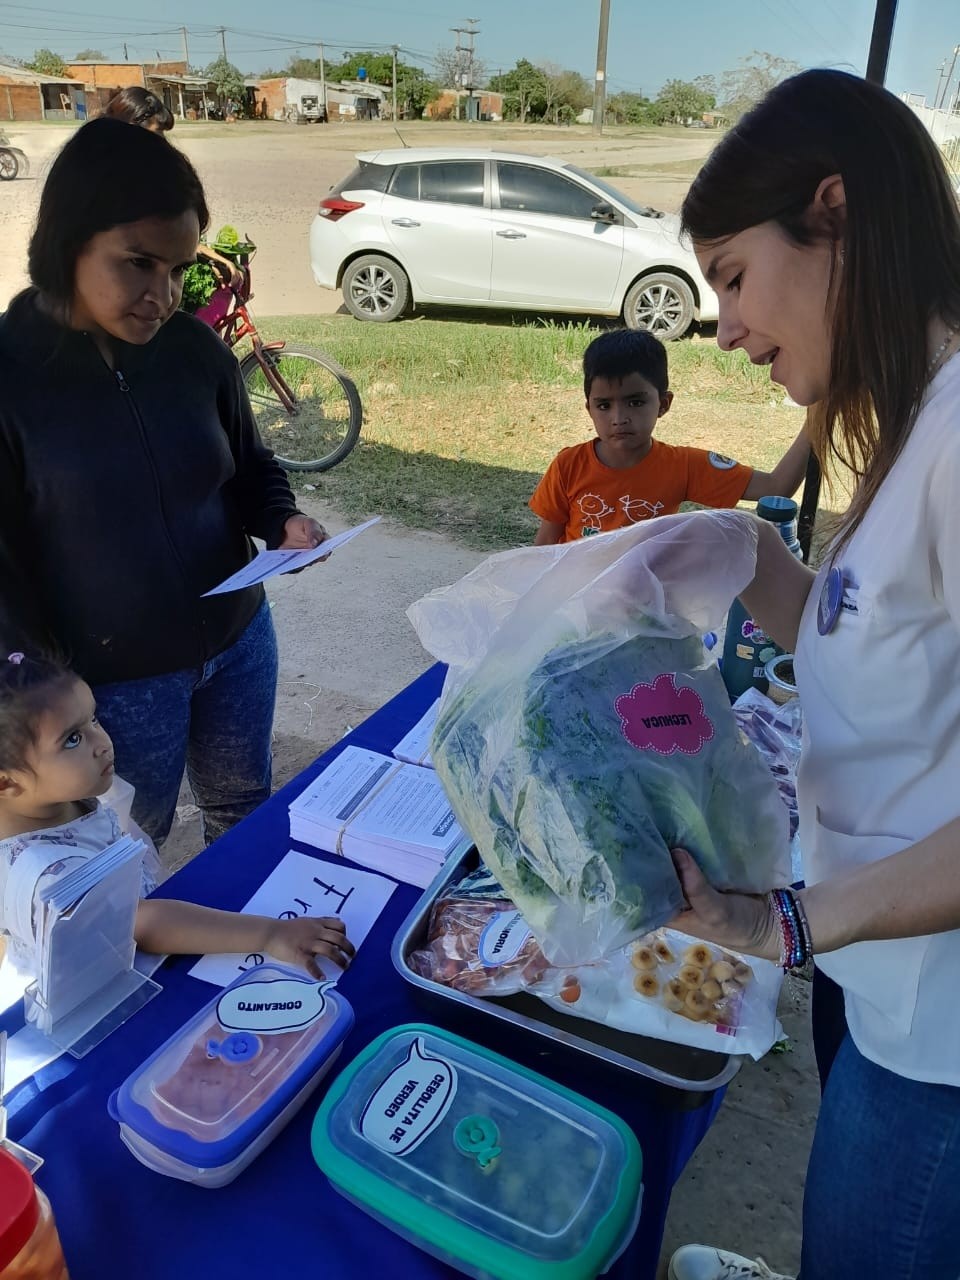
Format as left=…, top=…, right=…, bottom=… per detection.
left=682, top=69, right=960, bottom=541
left=29, top=118, right=208, bottom=307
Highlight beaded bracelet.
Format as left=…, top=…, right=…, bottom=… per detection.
left=769, top=887, right=813, bottom=970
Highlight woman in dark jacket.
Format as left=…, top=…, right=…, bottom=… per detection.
left=0, top=118, right=326, bottom=845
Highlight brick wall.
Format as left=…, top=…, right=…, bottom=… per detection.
left=149, top=61, right=188, bottom=78
left=425, top=89, right=503, bottom=120
left=64, top=63, right=144, bottom=91
left=0, top=81, right=43, bottom=121
left=257, top=78, right=289, bottom=121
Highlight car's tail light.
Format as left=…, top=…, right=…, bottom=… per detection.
left=319, top=197, right=365, bottom=221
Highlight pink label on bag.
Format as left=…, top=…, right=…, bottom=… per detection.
left=615, top=674, right=714, bottom=756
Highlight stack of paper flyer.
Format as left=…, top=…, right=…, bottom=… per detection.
left=25, top=835, right=161, bottom=1054
left=289, top=745, right=467, bottom=887
left=392, top=699, right=439, bottom=769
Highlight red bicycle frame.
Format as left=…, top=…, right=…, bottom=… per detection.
left=200, top=260, right=300, bottom=414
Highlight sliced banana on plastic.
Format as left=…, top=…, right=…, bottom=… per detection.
left=682, top=943, right=713, bottom=968
left=630, top=944, right=658, bottom=972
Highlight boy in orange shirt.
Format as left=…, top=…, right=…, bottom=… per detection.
left=530, top=329, right=810, bottom=544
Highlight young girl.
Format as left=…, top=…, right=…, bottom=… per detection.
left=666, top=69, right=960, bottom=1280
left=0, top=653, right=354, bottom=977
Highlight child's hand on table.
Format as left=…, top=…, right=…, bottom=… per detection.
left=264, top=914, right=356, bottom=979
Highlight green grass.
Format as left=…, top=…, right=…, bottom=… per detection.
left=256, top=313, right=810, bottom=550
left=593, top=157, right=706, bottom=180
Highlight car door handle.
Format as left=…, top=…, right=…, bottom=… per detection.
left=391, top=217, right=421, bottom=228
left=496, top=229, right=527, bottom=239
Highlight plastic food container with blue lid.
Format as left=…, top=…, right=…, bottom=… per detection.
left=311, top=1023, right=643, bottom=1280
left=108, top=963, right=354, bottom=1187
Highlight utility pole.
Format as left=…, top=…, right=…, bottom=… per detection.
left=218, top=27, right=227, bottom=61
left=592, top=0, right=610, bottom=135
left=450, top=18, right=480, bottom=121
left=392, top=44, right=398, bottom=121
left=318, top=42, right=326, bottom=111
left=935, top=60, right=947, bottom=109
left=181, top=26, right=189, bottom=70
left=936, top=44, right=960, bottom=109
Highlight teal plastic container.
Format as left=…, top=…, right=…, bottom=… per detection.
left=311, top=1024, right=643, bottom=1280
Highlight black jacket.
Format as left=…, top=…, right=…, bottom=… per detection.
left=0, top=290, right=301, bottom=684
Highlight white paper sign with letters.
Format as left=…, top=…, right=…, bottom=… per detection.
left=359, top=1038, right=458, bottom=1156
left=189, top=851, right=395, bottom=988
left=216, top=977, right=335, bottom=1034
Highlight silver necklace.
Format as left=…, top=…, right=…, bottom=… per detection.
left=928, top=323, right=960, bottom=374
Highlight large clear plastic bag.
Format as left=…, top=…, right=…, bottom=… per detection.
left=732, top=688, right=802, bottom=839
left=409, top=511, right=791, bottom=966
left=732, top=688, right=804, bottom=884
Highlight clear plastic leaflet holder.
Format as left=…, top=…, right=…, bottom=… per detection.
left=0, top=1032, right=43, bottom=1175
left=22, top=837, right=160, bottom=1059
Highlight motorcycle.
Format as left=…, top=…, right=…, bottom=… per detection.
left=0, top=131, right=28, bottom=181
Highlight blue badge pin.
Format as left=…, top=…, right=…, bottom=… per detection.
left=817, top=565, right=844, bottom=636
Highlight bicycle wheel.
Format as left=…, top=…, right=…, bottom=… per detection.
left=240, top=345, right=362, bottom=471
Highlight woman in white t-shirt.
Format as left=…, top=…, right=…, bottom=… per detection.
left=666, top=70, right=960, bottom=1280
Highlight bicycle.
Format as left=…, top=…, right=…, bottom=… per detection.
left=194, top=239, right=362, bottom=472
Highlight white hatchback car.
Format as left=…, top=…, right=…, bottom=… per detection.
left=309, top=148, right=718, bottom=340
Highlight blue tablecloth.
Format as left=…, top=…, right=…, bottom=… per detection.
left=2, top=664, right=723, bottom=1279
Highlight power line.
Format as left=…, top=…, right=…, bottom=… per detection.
left=0, top=9, right=408, bottom=56
left=0, top=13, right=485, bottom=78
left=773, top=0, right=841, bottom=56
left=0, top=19, right=180, bottom=37
left=752, top=0, right=822, bottom=58
left=816, top=0, right=862, bottom=49
left=0, top=1, right=190, bottom=27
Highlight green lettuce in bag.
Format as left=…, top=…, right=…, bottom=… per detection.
left=409, top=511, right=790, bottom=966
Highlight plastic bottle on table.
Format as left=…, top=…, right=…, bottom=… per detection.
left=721, top=496, right=803, bottom=701
left=0, top=1150, right=69, bottom=1280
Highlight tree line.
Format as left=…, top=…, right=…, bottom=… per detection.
left=18, top=45, right=800, bottom=126
left=488, top=52, right=800, bottom=125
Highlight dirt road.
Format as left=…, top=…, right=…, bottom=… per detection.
left=0, top=118, right=714, bottom=314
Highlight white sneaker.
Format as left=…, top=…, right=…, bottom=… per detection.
left=668, top=1244, right=794, bottom=1280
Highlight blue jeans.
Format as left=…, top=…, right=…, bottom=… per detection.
left=800, top=1034, right=960, bottom=1279
left=93, top=599, right=278, bottom=846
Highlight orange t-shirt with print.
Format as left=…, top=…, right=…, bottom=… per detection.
left=529, top=439, right=753, bottom=542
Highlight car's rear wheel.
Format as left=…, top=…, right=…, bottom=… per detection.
left=623, top=272, right=695, bottom=341
left=342, top=254, right=410, bottom=322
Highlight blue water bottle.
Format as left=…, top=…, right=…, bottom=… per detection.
left=721, top=496, right=802, bottom=700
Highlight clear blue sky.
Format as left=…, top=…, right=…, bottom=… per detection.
left=0, top=0, right=955, bottom=103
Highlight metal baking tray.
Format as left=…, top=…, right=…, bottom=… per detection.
left=391, top=848, right=740, bottom=1106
